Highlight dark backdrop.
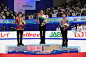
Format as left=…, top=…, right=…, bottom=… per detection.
left=0, top=0, right=14, bottom=11
left=25, top=0, right=53, bottom=14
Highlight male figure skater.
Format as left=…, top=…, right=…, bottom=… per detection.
left=60, top=13, right=70, bottom=47
left=38, top=9, right=47, bottom=44
left=15, top=12, right=26, bottom=46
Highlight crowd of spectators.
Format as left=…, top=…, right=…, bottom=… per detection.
left=0, top=3, right=17, bottom=19
left=55, top=23, right=86, bottom=31
left=70, top=23, right=86, bottom=31
left=0, top=0, right=86, bottom=19
left=1, top=26, right=27, bottom=31
left=25, top=0, right=86, bottom=19
left=1, top=0, right=86, bottom=31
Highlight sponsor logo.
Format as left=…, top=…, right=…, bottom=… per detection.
left=23, top=2, right=32, bottom=7
left=74, top=32, right=86, bottom=37
left=0, top=33, right=10, bottom=38
left=0, top=32, right=40, bottom=38
left=23, top=5, right=32, bottom=7
left=22, top=32, right=40, bottom=37
left=73, top=18, right=77, bottom=22
left=27, top=2, right=29, bottom=5
left=80, top=18, right=86, bottom=21
left=49, top=32, right=62, bottom=37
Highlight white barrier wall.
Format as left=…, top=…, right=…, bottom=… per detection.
left=0, top=31, right=86, bottom=39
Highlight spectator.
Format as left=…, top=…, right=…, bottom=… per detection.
left=84, top=10, right=86, bottom=15
left=82, top=27, right=84, bottom=31
left=49, top=29, right=51, bottom=31
left=77, top=24, right=79, bottom=30
left=0, top=15, right=2, bottom=19
left=23, top=14, right=25, bottom=19
left=74, top=25, right=77, bottom=31
left=1, top=10, right=4, bottom=14
left=6, top=11, right=10, bottom=19
left=83, top=23, right=86, bottom=27
left=14, top=28, right=17, bottom=31
left=13, top=15, right=15, bottom=19
left=24, top=27, right=26, bottom=31
left=70, top=26, right=73, bottom=30
left=81, top=10, right=84, bottom=15
left=13, top=11, right=17, bottom=17
left=2, top=14, right=5, bottom=19
left=1, top=3, right=4, bottom=7
left=71, top=26, right=76, bottom=31
left=75, top=10, right=78, bottom=16
left=10, top=14, right=14, bottom=19
left=71, top=26, right=74, bottom=30
left=70, top=11, right=72, bottom=16
left=33, top=13, right=36, bottom=19
left=25, top=15, right=28, bottom=19
left=46, top=14, right=49, bottom=18
left=27, top=15, right=29, bottom=19
left=1, top=26, right=6, bottom=31
left=77, top=10, right=81, bottom=16
left=56, top=26, right=60, bottom=31
left=66, top=10, right=70, bottom=16
left=0, top=6, right=1, bottom=12
left=49, top=12, right=52, bottom=17
left=4, top=6, right=7, bottom=12
left=72, top=11, right=76, bottom=16
left=57, top=12, right=61, bottom=17
left=10, top=27, right=14, bottom=31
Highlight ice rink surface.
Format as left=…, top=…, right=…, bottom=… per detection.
left=0, top=39, right=86, bottom=53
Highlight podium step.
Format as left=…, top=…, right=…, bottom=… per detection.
left=24, top=44, right=62, bottom=55
left=6, top=45, right=24, bottom=54
left=62, top=46, right=81, bottom=53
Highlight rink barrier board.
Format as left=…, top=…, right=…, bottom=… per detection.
left=1, top=38, right=86, bottom=40
left=0, top=31, right=86, bottom=40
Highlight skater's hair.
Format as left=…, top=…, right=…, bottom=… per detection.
left=62, top=12, right=67, bottom=16
left=39, top=9, right=43, bottom=12
left=62, top=13, right=66, bottom=15
left=18, top=12, right=22, bottom=16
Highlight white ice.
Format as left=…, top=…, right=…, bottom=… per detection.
left=0, top=39, right=86, bottom=53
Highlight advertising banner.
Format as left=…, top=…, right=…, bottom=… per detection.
left=0, top=16, right=86, bottom=24
left=0, top=31, right=86, bottom=39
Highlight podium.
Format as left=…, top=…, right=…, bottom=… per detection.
left=24, top=44, right=62, bottom=55
left=6, top=44, right=81, bottom=55
left=62, top=46, right=81, bottom=53
left=6, top=45, right=24, bottom=54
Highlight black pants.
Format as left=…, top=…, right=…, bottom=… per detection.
left=17, top=30, right=23, bottom=44
left=39, top=25, right=46, bottom=43
left=60, top=27, right=68, bottom=46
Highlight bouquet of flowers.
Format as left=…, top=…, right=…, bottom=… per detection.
left=21, top=20, right=25, bottom=24
left=18, top=20, right=25, bottom=26
left=63, top=23, right=69, bottom=31
left=41, top=20, right=47, bottom=27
